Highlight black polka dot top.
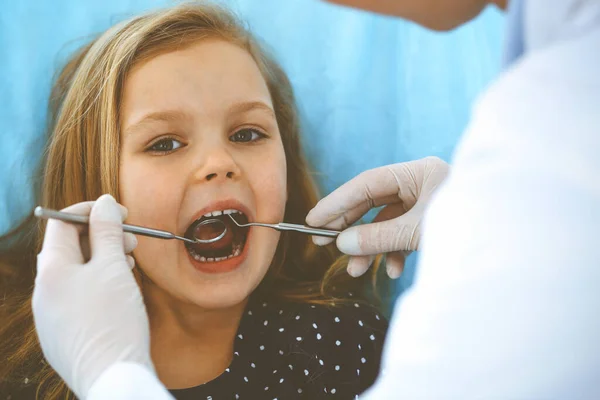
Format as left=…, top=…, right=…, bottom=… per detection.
left=169, top=294, right=388, bottom=399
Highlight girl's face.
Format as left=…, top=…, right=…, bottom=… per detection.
left=119, top=40, right=287, bottom=310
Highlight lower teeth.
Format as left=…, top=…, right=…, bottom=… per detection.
left=192, top=245, right=242, bottom=263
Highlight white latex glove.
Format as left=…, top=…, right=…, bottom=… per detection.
left=306, top=156, right=449, bottom=278
left=32, top=194, right=155, bottom=399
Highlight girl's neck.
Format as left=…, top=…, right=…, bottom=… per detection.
left=144, top=282, right=248, bottom=389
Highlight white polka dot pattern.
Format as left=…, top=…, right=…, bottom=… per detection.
left=167, top=295, right=387, bottom=399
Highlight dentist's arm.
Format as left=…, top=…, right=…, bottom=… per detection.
left=88, top=363, right=173, bottom=400
left=32, top=195, right=173, bottom=399
left=361, top=51, right=600, bottom=398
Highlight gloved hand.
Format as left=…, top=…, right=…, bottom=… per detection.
left=306, top=156, right=449, bottom=278
left=32, top=194, right=154, bottom=399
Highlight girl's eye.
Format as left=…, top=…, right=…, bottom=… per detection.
left=229, top=128, right=267, bottom=143
left=146, top=138, right=183, bottom=153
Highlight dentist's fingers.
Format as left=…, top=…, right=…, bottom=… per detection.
left=306, top=165, right=410, bottom=227
left=126, top=255, right=136, bottom=269
left=312, top=236, right=336, bottom=246
left=38, top=201, right=100, bottom=272
left=307, top=157, right=447, bottom=232
left=346, top=252, right=405, bottom=279
left=36, top=199, right=130, bottom=297
left=88, top=195, right=128, bottom=264
left=347, top=255, right=375, bottom=278
left=336, top=202, right=424, bottom=255
left=384, top=251, right=407, bottom=279
left=80, top=232, right=138, bottom=262
left=123, top=233, right=138, bottom=254
left=311, top=194, right=401, bottom=246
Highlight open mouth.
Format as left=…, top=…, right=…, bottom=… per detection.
left=184, top=209, right=249, bottom=263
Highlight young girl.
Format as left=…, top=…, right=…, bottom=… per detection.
left=0, top=3, right=388, bottom=399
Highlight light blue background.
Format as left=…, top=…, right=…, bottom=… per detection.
left=0, top=0, right=504, bottom=297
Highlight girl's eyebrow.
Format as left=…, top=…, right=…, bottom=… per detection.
left=228, top=101, right=275, bottom=118
left=124, top=109, right=190, bottom=136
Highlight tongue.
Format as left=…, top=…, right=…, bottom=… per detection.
left=191, top=219, right=234, bottom=252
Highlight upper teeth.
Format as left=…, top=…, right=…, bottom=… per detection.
left=203, top=209, right=242, bottom=218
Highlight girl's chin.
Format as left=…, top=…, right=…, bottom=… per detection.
left=176, top=282, right=253, bottom=311
left=140, top=269, right=251, bottom=311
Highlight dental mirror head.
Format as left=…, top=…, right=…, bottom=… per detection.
left=191, top=218, right=228, bottom=244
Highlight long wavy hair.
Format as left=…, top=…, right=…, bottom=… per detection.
left=0, top=2, right=385, bottom=398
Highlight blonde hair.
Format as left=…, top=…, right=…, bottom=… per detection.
left=0, top=3, right=384, bottom=398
